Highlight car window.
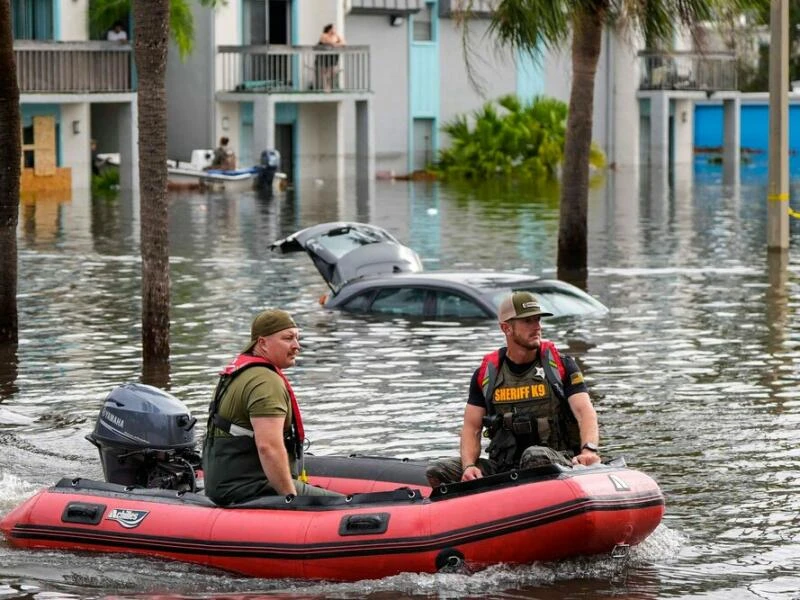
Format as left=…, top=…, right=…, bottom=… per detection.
left=487, top=287, right=606, bottom=318
left=340, top=292, right=374, bottom=314
left=434, top=290, right=487, bottom=319
left=370, top=287, right=426, bottom=316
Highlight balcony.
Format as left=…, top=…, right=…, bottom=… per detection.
left=439, top=0, right=495, bottom=17
left=638, top=51, right=737, bottom=92
left=14, top=40, right=133, bottom=94
left=350, top=0, right=425, bottom=14
left=217, top=45, right=371, bottom=94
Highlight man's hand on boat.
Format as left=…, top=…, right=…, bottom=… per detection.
left=461, top=464, right=483, bottom=482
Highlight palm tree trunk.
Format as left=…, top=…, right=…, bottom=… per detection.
left=133, top=0, right=171, bottom=382
left=0, top=0, right=20, bottom=347
left=557, top=9, right=605, bottom=287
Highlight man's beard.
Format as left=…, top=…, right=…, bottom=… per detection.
left=511, top=328, right=540, bottom=351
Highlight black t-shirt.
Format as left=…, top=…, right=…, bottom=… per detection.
left=467, top=350, right=589, bottom=408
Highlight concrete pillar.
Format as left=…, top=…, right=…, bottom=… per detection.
left=61, top=102, right=91, bottom=188
left=253, top=96, right=275, bottom=158
left=118, top=100, right=139, bottom=191
left=649, top=94, right=670, bottom=169
left=335, top=100, right=345, bottom=183
left=672, top=99, right=693, bottom=165
left=722, top=96, right=741, bottom=185
left=355, top=98, right=375, bottom=182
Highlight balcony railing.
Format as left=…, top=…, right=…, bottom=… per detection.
left=217, top=45, right=371, bottom=94
left=14, top=40, right=133, bottom=94
left=350, top=0, right=425, bottom=14
left=638, top=51, right=737, bottom=91
left=439, top=0, right=495, bottom=17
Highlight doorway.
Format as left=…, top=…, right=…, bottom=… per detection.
left=268, top=0, right=289, bottom=45
left=275, top=123, right=294, bottom=183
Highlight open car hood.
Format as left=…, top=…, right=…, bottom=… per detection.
left=270, top=222, right=423, bottom=292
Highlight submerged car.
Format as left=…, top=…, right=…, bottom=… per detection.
left=269, top=222, right=608, bottom=320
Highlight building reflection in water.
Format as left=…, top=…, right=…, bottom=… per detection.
left=20, top=189, right=72, bottom=248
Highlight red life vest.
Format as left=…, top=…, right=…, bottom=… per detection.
left=212, top=354, right=304, bottom=445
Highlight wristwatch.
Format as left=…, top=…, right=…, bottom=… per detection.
left=581, top=442, right=599, bottom=453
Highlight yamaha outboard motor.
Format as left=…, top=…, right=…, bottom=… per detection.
left=86, top=383, right=201, bottom=492
left=257, top=148, right=280, bottom=190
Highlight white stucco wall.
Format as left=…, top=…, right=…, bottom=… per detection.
left=298, top=102, right=343, bottom=179
left=343, top=14, right=410, bottom=175
left=296, top=0, right=342, bottom=45
left=438, top=17, right=517, bottom=142
left=59, top=0, right=87, bottom=40
left=166, top=2, right=216, bottom=161
left=605, top=30, right=641, bottom=167
left=61, top=102, right=91, bottom=186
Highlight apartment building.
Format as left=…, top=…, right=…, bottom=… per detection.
left=12, top=0, right=138, bottom=192
left=165, top=0, right=643, bottom=189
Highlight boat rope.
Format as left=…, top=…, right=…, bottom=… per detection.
left=789, top=207, right=800, bottom=219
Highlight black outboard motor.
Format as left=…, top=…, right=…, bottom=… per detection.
left=86, top=383, right=201, bottom=492
left=257, top=148, right=281, bottom=190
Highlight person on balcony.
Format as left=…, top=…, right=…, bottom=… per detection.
left=107, top=22, right=128, bottom=43
left=315, top=24, right=346, bottom=92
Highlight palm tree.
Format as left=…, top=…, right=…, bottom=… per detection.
left=469, top=0, right=764, bottom=285
left=128, top=0, right=213, bottom=383
left=132, top=0, right=172, bottom=382
left=0, top=0, right=20, bottom=348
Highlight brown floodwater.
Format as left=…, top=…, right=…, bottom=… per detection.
left=2, top=161, right=800, bottom=599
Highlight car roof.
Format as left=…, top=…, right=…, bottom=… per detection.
left=338, top=271, right=543, bottom=289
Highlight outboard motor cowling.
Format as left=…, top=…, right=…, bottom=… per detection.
left=86, top=383, right=201, bottom=491
left=257, top=148, right=281, bottom=190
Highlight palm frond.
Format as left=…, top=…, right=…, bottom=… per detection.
left=169, top=0, right=194, bottom=59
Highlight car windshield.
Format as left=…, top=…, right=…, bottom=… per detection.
left=488, top=287, right=606, bottom=317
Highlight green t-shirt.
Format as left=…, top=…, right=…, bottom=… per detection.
left=212, top=366, right=292, bottom=436
left=203, top=365, right=297, bottom=504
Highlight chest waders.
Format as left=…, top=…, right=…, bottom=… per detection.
left=478, top=343, right=581, bottom=470
left=205, top=354, right=307, bottom=481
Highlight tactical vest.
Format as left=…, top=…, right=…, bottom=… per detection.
left=477, top=342, right=581, bottom=458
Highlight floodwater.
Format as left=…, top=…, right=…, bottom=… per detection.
left=2, top=158, right=800, bottom=599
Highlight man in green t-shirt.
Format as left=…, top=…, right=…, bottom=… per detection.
left=203, top=309, right=340, bottom=504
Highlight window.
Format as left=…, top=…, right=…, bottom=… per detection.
left=341, top=292, right=374, bottom=314
left=412, top=2, right=433, bottom=42
left=433, top=291, right=486, bottom=319
left=11, top=0, right=53, bottom=40
left=369, top=287, right=427, bottom=316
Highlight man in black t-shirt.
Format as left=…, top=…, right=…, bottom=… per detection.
left=426, top=291, right=601, bottom=486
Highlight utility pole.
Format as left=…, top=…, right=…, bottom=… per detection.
left=767, top=0, right=789, bottom=250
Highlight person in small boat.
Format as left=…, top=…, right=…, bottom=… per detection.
left=203, top=309, right=341, bottom=504
left=206, top=136, right=236, bottom=170
left=426, top=291, right=601, bottom=487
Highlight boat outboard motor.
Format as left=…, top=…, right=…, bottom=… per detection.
left=257, top=148, right=280, bottom=190
left=86, top=383, right=201, bottom=492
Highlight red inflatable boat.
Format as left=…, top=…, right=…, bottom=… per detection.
left=0, top=454, right=663, bottom=581
left=0, top=384, right=665, bottom=581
